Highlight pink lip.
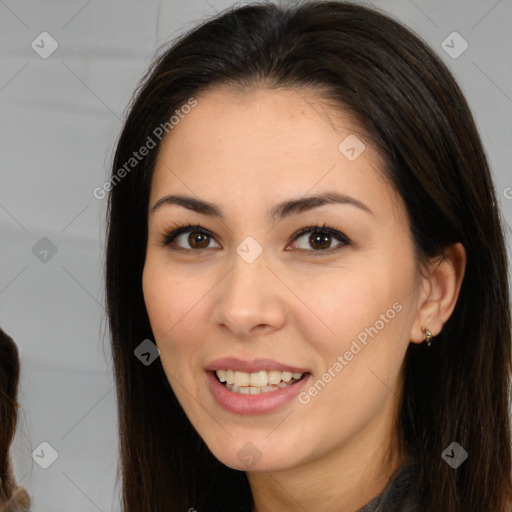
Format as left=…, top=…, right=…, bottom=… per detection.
left=205, top=357, right=310, bottom=374
left=205, top=370, right=312, bottom=415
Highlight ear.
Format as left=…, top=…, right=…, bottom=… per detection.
left=409, top=242, right=467, bottom=344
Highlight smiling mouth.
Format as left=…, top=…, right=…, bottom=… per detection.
left=214, top=369, right=310, bottom=395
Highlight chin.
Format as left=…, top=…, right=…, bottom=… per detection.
left=203, top=435, right=301, bottom=472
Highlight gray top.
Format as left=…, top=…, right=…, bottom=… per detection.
left=356, top=458, right=419, bottom=512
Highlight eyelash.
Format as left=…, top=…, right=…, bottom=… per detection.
left=160, top=222, right=351, bottom=256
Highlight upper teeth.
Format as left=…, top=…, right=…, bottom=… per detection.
left=216, top=369, right=304, bottom=387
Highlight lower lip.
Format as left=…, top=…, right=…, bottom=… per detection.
left=205, top=371, right=312, bottom=415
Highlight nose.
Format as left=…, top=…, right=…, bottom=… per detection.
left=211, top=252, right=288, bottom=340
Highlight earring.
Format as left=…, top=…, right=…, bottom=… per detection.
left=422, top=326, right=433, bottom=347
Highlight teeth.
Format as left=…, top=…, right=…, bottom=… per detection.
left=225, top=383, right=287, bottom=394
left=215, top=369, right=305, bottom=390
left=282, top=371, right=293, bottom=382
left=249, top=370, right=268, bottom=387
left=234, top=371, right=250, bottom=387
left=268, top=371, right=282, bottom=385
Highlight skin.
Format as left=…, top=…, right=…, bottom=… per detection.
left=142, top=87, right=466, bottom=512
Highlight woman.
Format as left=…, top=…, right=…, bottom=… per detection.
left=0, top=328, right=30, bottom=511
left=104, top=1, right=512, bottom=511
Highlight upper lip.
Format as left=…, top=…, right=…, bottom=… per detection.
left=205, top=357, right=310, bottom=374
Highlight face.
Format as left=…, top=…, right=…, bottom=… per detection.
left=142, top=87, right=423, bottom=473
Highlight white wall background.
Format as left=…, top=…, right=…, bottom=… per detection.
left=0, top=0, right=511, bottom=510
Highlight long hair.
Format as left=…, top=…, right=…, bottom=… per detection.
left=104, top=1, right=512, bottom=510
left=0, top=329, right=21, bottom=502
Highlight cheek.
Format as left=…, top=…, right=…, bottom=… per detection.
left=301, top=258, right=413, bottom=382
left=299, top=280, right=409, bottom=435
left=304, top=271, right=397, bottom=343
left=143, top=261, right=195, bottom=338
left=142, top=260, right=208, bottom=376
left=142, top=262, right=172, bottom=339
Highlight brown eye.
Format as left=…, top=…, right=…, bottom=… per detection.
left=307, top=232, right=332, bottom=250
left=184, top=232, right=211, bottom=249
left=290, top=224, right=351, bottom=253
left=162, top=224, right=220, bottom=251
left=162, top=222, right=351, bottom=255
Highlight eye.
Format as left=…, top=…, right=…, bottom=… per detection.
left=289, top=223, right=351, bottom=254
left=160, top=222, right=351, bottom=254
left=161, top=223, right=219, bottom=251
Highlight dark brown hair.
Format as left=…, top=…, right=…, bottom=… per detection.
left=0, top=328, right=21, bottom=502
left=104, top=1, right=512, bottom=511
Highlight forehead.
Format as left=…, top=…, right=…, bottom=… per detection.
left=150, top=86, right=403, bottom=222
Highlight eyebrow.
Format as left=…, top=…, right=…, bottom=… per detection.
left=150, top=191, right=373, bottom=222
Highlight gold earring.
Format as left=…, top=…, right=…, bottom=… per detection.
left=422, top=326, right=433, bottom=346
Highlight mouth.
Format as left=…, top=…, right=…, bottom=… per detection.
left=213, top=369, right=309, bottom=394
left=204, top=357, right=312, bottom=414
